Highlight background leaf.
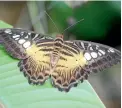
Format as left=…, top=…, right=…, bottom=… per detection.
left=0, top=21, right=105, bottom=108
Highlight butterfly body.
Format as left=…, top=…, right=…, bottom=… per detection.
left=50, top=35, right=64, bottom=69
left=0, top=28, right=121, bottom=92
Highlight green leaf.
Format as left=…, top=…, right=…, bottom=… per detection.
left=0, top=21, right=12, bottom=28
left=0, top=21, right=105, bottom=108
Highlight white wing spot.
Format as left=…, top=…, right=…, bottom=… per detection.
left=81, top=42, right=85, bottom=49
left=96, top=45, right=99, bottom=50
left=18, top=39, right=26, bottom=44
left=46, top=36, right=53, bottom=39
left=4, top=29, right=12, bottom=34
left=98, top=52, right=102, bottom=56
left=25, top=35, right=29, bottom=39
left=91, top=52, right=98, bottom=58
left=15, top=38, right=19, bottom=40
left=28, top=33, right=31, bottom=35
left=21, top=32, right=24, bottom=35
left=109, top=48, right=114, bottom=53
left=99, top=50, right=105, bottom=55
left=84, top=52, right=92, bottom=61
left=89, top=46, right=93, bottom=51
left=32, top=34, right=39, bottom=40
left=108, top=50, right=110, bottom=52
left=23, top=41, right=31, bottom=48
left=13, top=35, right=20, bottom=38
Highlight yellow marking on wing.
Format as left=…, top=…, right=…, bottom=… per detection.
left=75, top=52, right=88, bottom=67
left=57, top=51, right=87, bottom=70
left=26, top=44, right=51, bottom=67
left=51, top=52, right=87, bottom=91
left=52, top=51, right=88, bottom=82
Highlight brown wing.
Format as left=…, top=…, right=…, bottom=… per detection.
left=0, top=28, right=54, bottom=84
left=0, top=28, right=40, bottom=59
left=50, top=43, right=88, bottom=92
left=0, top=28, right=54, bottom=59
left=67, top=40, right=121, bottom=73
left=50, top=40, right=121, bottom=92
left=18, top=42, right=54, bottom=85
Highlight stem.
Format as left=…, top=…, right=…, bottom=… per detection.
left=27, top=1, right=45, bottom=34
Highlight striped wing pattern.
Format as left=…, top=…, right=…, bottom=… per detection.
left=0, top=28, right=121, bottom=92
left=0, top=28, right=54, bottom=85
left=51, top=41, right=121, bottom=92
left=0, top=28, right=43, bottom=59
left=18, top=42, right=54, bottom=84
left=51, top=43, right=87, bottom=92
left=66, top=40, right=121, bottom=73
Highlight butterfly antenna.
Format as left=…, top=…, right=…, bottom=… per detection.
left=62, top=18, right=84, bottom=35
left=45, top=11, right=60, bottom=33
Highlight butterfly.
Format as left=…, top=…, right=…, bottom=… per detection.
left=0, top=28, right=121, bottom=92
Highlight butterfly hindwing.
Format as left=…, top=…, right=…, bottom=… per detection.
left=18, top=57, right=49, bottom=85
left=18, top=40, right=54, bottom=85
left=50, top=42, right=88, bottom=92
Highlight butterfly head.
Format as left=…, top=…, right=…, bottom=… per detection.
left=54, top=34, right=64, bottom=44
left=56, top=34, right=64, bottom=39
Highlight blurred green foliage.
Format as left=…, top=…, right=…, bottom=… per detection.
left=47, top=1, right=72, bottom=34
left=47, top=1, right=120, bottom=40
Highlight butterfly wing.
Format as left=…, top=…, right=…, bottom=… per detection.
left=0, top=28, right=47, bottom=59
left=0, top=28, right=54, bottom=84
left=51, top=42, right=87, bottom=92
left=18, top=40, right=55, bottom=84
left=68, top=40, right=121, bottom=72
left=51, top=40, right=121, bottom=92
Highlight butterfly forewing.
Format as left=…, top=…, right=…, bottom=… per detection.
left=66, top=40, right=121, bottom=73
left=0, top=28, right=45, bottom=59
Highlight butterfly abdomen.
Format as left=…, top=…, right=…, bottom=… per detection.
left=50, top=36, right=64, bottom=68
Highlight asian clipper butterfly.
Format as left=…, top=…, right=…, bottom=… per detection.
left=0, top=28, right=121, bottom=92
